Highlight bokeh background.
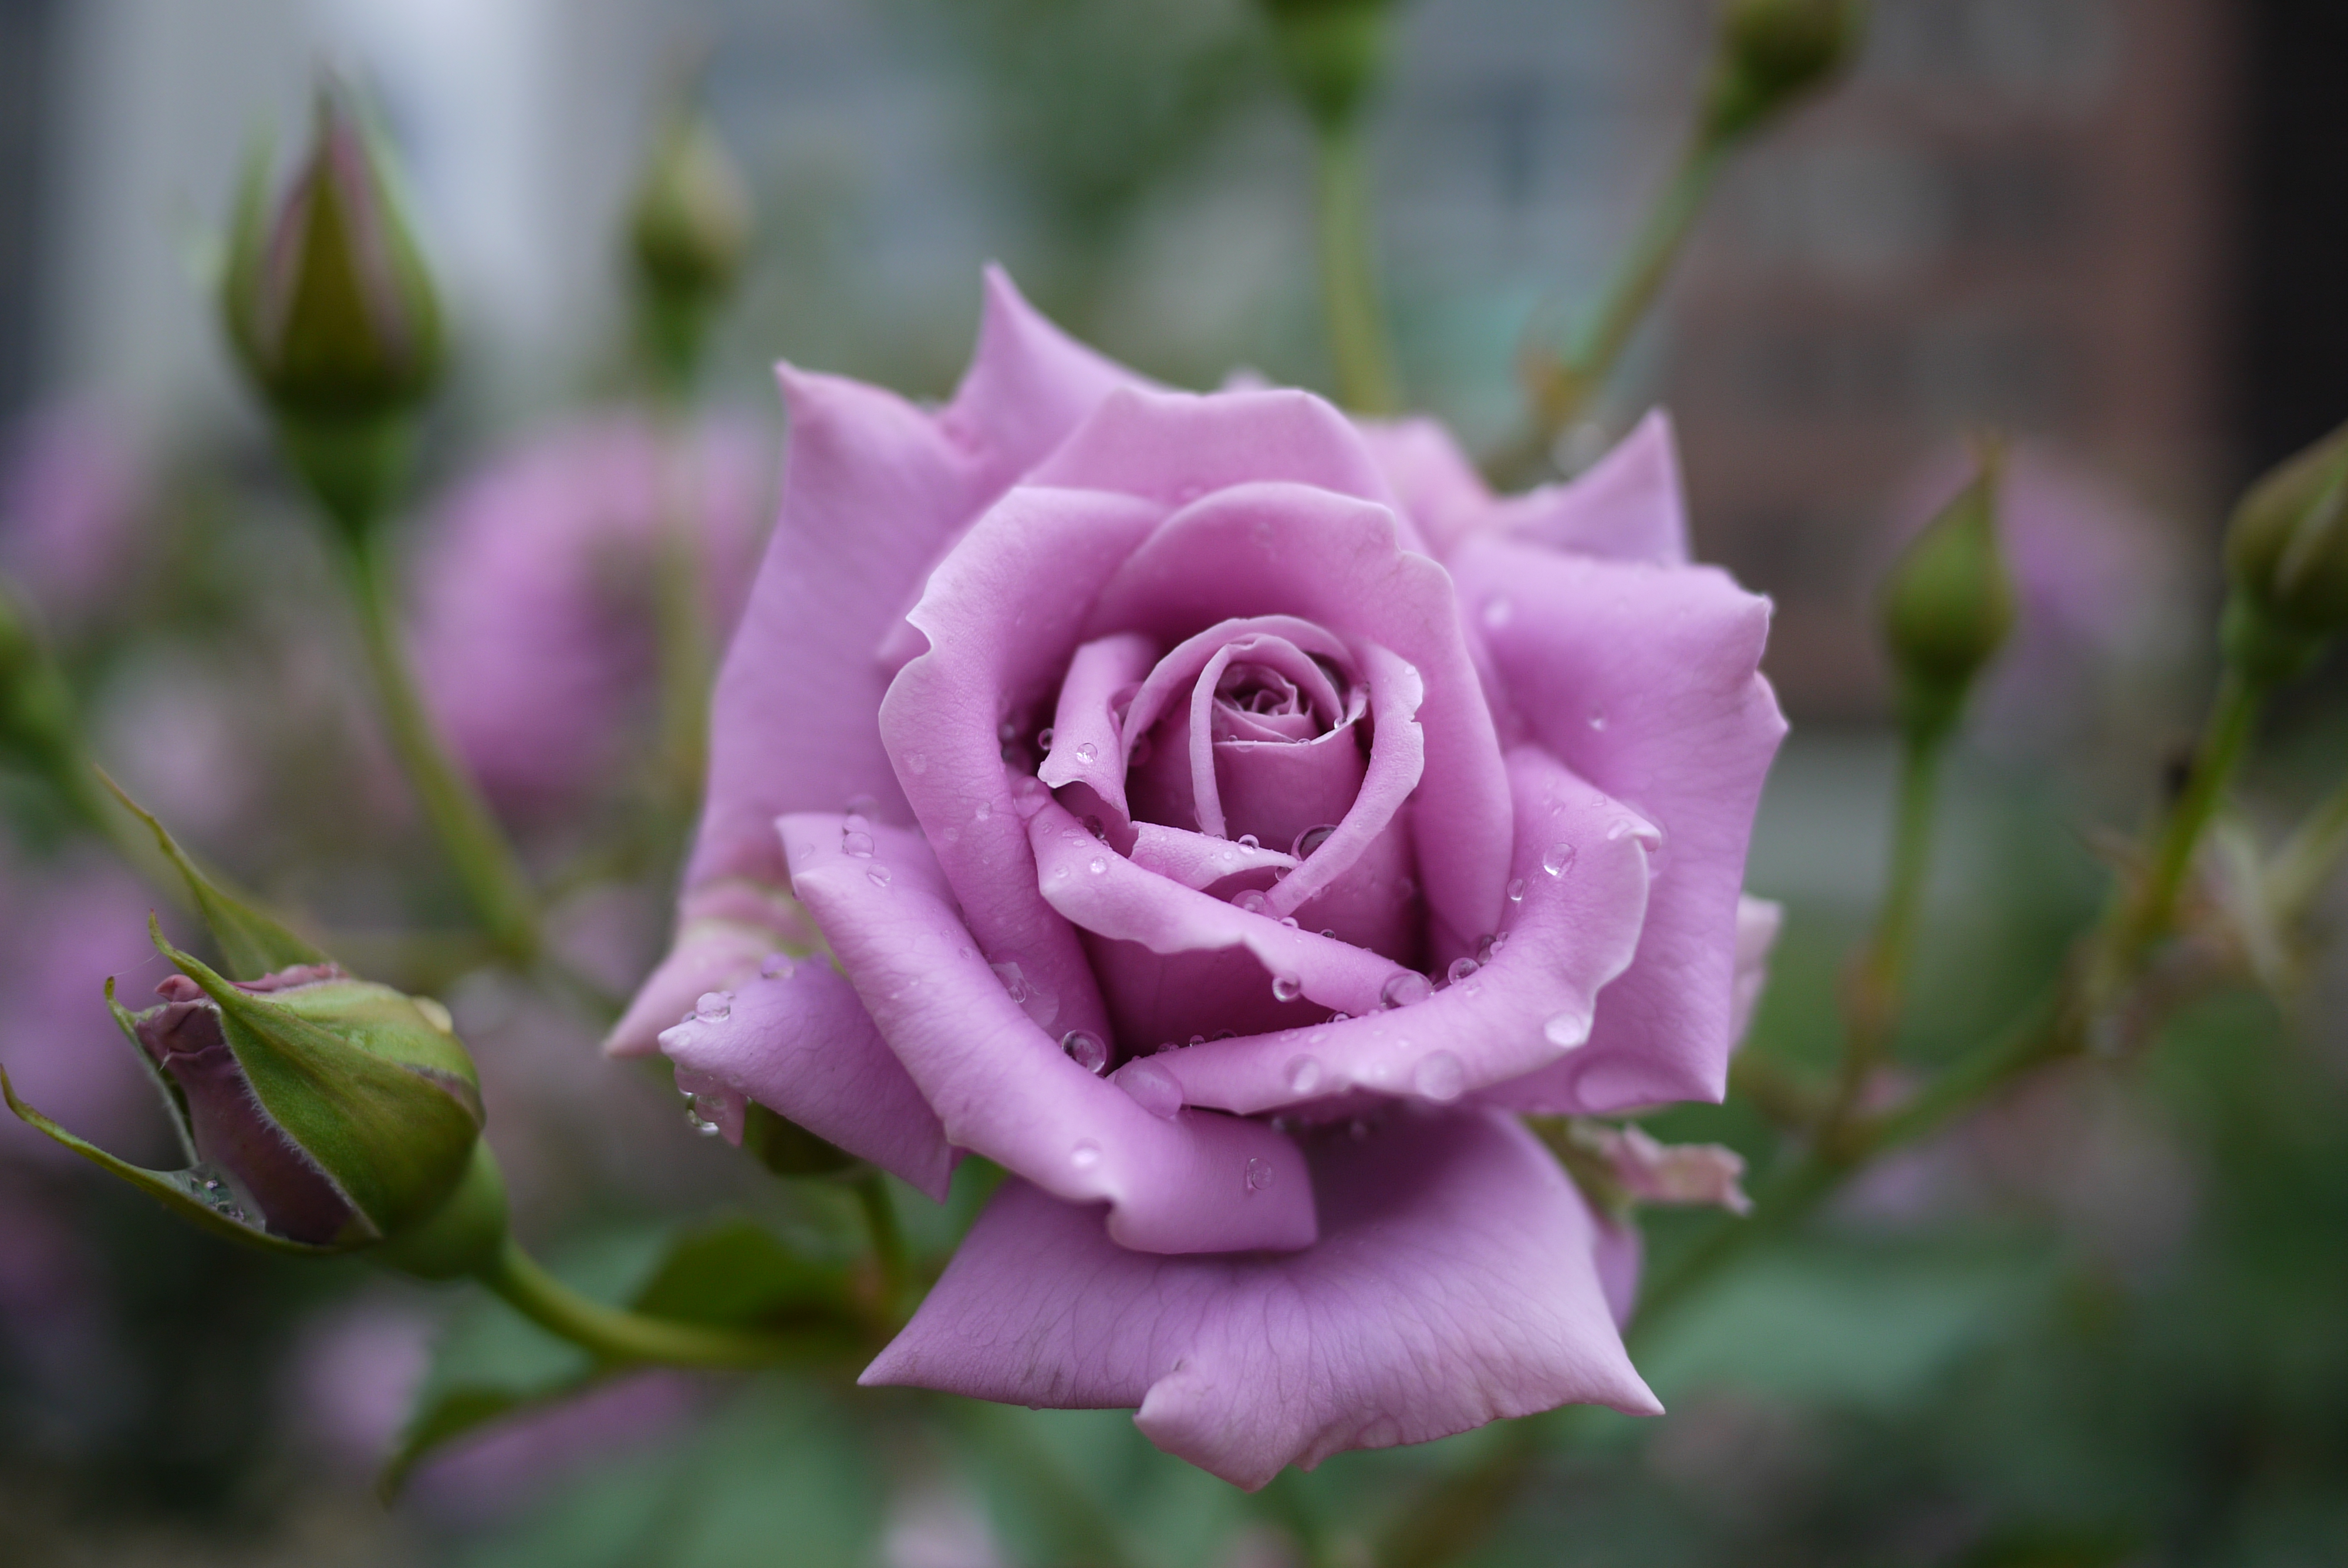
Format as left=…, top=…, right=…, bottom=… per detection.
left=1, top=1, right=2344, bottom=1564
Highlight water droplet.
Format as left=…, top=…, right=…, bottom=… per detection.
left=1237, top=834, right=1260, bottom=852
left=1292, top=824, right=1340, bottom=861
left=1114, top=1058, right=1183, bottom=1118
left=1210, top=1029, right=1238, bottom=1041
left=1272, top=974, right=1304, bottom=1003
left=1489, top=931, right=1511, bottom=955
left=686, top=1106, right=722, bottom=1136
left=991, top=962, right=1031, bottom=1003
left=867, top=865, right=893, bottom=888
left=694, top=991, right=733, bottom=1023
left=1328, top=1011, right=1351, bottom=1022
left=907, top=752, right=929, bottom=775
left=1036, top=726, right=1056, bottom=751
left=1087, top=856, right=1108, bottom=876
left=974, top=800, right=993, bottom=823
left=843, top=811, right=871, bottom=832
left=1588, top=709, right=1608, bottom=732
left=1380, top=971, right=1433, bottom=1009
left=1075, top=741, right=1098, bottom=765
left=759, top=954, right=794, bottom=980
left=1082, top=814, right=1106, bottom=840
left=1448, top=957, right=1479, bottom=985
left=1482, top=597, right=1513, bottom=628
left=1071, top=1140, right=1102, bottom=1169
left=1244, top=1156, right=1275, bottom=1194
left=1189, top=1035, right=1206, bottom=1047
left=841, top=830, right=875, bottom=858
left=1507, top=877, right=1526, bottom=904
left=1543, top=843, right=1576, bottom=877
left=1319, top=928, right=1338, bottom=940
left=1413, top=1050, right=1466, bottom=1102
left=1543, top=1006, right=1593, bottom=1050
left=1061, top=1029, right=1109, bottom=1074
left=1234, top=889, right=1270, bottom=916
left=1285, top=1056, right=1324, bottom=1094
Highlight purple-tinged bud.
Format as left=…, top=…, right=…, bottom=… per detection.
left=1702, top=0, right=1867, bottom=147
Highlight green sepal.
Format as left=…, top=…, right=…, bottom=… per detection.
left=1, top=1064, right=337, bottom=1258
left=100, top=771, right=329, bottom=980
left=154, top=926, right=480, bottom=1236
left=1878, top=439, right=2016, bottom=747
left=740, top=1101, right=865, bottom=1180
left=371, top=1140, right=510, bottom=1282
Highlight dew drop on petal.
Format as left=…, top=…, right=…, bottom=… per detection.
left=867, top=865, right=893, bottom=888
left=1292, top=823, right=1340, bottom=859
left=1489, top=931, right=1511, bottom=955
left=1507, top=877, right=1526, bottom=904
left=1188, top=1035, right=1206, bottom=1047
left=1412, top=1050, right=1466, bottom=1102
left=1379, top=971, right=1433, bottom=1009
left=1237, top=834, right=1259, bottom=852
left=1448, top=957, right=1479, bottom=985
left=1060, top=1029, right=1109, bottom=1074
left=1075, top=741, right=1098, bottom=765
left=843, top=812, right=870, bottom=832
left=694, top=991, right=733, bottom=1023
left=1070, top=1140, right=1102, bottom=1170
left=906, top=752, right=929, bottom=775
left=1328, top=1011, right=1350, bottom=1022
left=1543, top=1005, right=1594, bottom=1050
left=1319, top=928, right=1337, bottom=940
left=1234, top=889, right=1270, bottom=915
left=1082, top=815, right=1106, bottom=840
left=1588, top=709, right=1608, bottom=732
left=1088, top=856, right=1108, bottom=876
left=1285, top=1056, right=1324, bottom=1095
left=1114, top=1058, right=1183, bottom=1118
left=759, top=954, right=794, bottom=980
left=1243, top=1156, right=1275, bottom=1194
left=1272, top=974, right=1304, bottom=1003
left=1279, top=916, right=1300, bottom=929
left=1036, top=726, right=1055, bottom=751
left=841, top=830, right=876, bottom=859
left=1543, top=843, right=1576, bottom=877
left=974, top=800, right=993, bottom=823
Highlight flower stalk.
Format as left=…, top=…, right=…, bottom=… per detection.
left=476, top=1235, right=804, bottom=1368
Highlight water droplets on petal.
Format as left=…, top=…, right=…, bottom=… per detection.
left=1379, top=971, right=1433, bottom=1009
left=1412, top=1050, right=1466, bottom=1103
left=1114, top=1058, right=1183, bottom=1118
left=1271, top=973, right=1304, bottom=1003
left=1070, top=1140, right=1102, bottom=1170
left=1036, top=726, right=1055, bottom=751
left=1087, top=856, right=1108, bottom=876
left=1507, top=877, right=1527, bottom=903
left=1237, top=834, right=1260, bottom=852
left=1074, top=741, right=1098, bottom=765
left=758, top=954, right=795, bottom=980
left=1234, top=889, right=1270, bottom=916
left=906, top=752, right=929, bottom=775
left=694, top=991, right=733, bottom=1023
left=841, top=830, right=875, bottom=859
left=1060, top=1029, right=1109, bottom=1074
left=1284, top=1056, right=1324, bottom=1095
left=1543, top=1003, right=1594, bottom=1050
left=1292, top=823, right=1340, bottom=859
left=866, top=864, right=893, bottom=888
left=1243, top=1156, right=1274, bottom=1194
left=1447, top=957, right=1479, bottom=985
left=1588, top=709, right=1608, bottom=732
left=1543, top=843, right=1577, bottom=877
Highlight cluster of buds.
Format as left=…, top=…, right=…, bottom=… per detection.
left=1879, top=440, right=2018, bottom=745
left=2, top=804, right=506, bottom=1280
left=1701, top=0, right=1868, bottom=148
left=2221, top=420, right=2348, bottom=685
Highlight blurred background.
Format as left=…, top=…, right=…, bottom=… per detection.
left=1, top=1, right=2344, bottom=1564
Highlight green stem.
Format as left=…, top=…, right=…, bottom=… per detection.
left=855, top=1172, right=908, bottom=1317
left=478, top=1236, right=798, bottom=1368
left=2130, top=668, right=2265, bottom=954
left=1494, top=140, right=1726, bottom=483
left=1314, top=119, right=1402, bottom=415
left=1829, top=728, right=1948, bottom=1134
left=2267, top=768, right=2348, bottom=925
left=336, top=531, right=541, bottom=964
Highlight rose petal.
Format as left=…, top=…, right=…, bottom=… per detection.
left=1212, top=722, right=1366, bottom=867
left=1455, top=539, right=1784, bottom=1113
left=1731, top=894, right=1783, bottom=1047
left=657, top=960, right=954, bottom=1199
left=1125, top=822, right=1297, bottom=891
left=1264, top=643, right=1420, bottom=921
left=1028, top=797, right=1414, bottom=1027
left=1354, top=414, right=1493, bottom=560
left=1119, top=616, right=1353, bottom=762
left=1038, top=632, right=1157, bottom=820
left=861, top=1107, right=1659, bottom=1489
left=606, top=880, right=812, bottom=1058
left=1086, top=480, right=1512, bottom=960
left=1184, top=634, right=1354, bottom=840
left=1155, top=746, right=1651, bottom=1114
left=781, top=813, right=1315, bottom=1255
left=1486, top=409, right=1689, bottom=566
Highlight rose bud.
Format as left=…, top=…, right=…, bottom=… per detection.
left=0, top=583, right=77, bottom=781
left=2221, top=418, right=2348, bottom=685
left=1257, top=0, right=1402, bottom=132
left=1879, top=441, right=2016, bottom=744
left=629, top=109, right=752, bottom=388
left=220, top=82, right=443, bottom=532
left=615, top=269, right=1788, bottom=1485
left=1701, top=0, right=1867, bottom=147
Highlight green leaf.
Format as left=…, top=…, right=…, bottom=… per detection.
left=381, top=1219, right=861, bottom=1498
left=100, top=769, right=330, bottom=979
left=0, top=1065, right=335, bottom=1258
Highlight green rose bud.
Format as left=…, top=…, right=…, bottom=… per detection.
left=2221, top=418, right=2348, bottom=685
left=1702, top=0, right=1867, bottom=147
left=1257, top=0, right=1399, bottom=133
left=627, top=109, right=753, bottom=392
left=1880, top=441, right=2016, bottom=744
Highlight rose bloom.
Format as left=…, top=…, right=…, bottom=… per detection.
left=410, top=411, right=770, bottom=807
left=614, top=272, right=1785, bottom=1486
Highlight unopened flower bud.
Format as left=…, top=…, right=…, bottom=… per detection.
left=1702, top=0, right=1867, bottom=147
left=222, top=86, right=443, bottom=424
left=1880, top=442, right=2016, bottom=743
left=1258, top=0, right=1399, bottom=133
left=2221, top=418, right=2348, bottom=685
left=628, top=110, right=751, bottom=391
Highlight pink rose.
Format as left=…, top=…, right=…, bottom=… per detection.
left=615, top=271, right=1785, bottom=1485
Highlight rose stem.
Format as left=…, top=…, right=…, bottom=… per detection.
left=853, top=1171, right=908, bottom=1319
left=477, top=1235, right=801, bottom=1368
left=1313, top=114, right=1402, bottom=417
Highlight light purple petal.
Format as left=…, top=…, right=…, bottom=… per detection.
left=1125, top=822, right=1297, bottom=891
left=1731, top=894, right=1783, bottom=1047
left=781, top=813, right=1315, bottom=1255
left=1263, top=643, right=1419, bottom=921
left=657, top=958, right=954, bottom=1199
left=862, top=1107, right=1659, bottom=1489
left=1085, top=481, right=1512, bottom=961
left=1352, top=414, right=1493, bottom=560
left=1038, top=633, right=1156, bottom=821
left=605, top=880, right=812, bottom=1059
left=1455, top=539, right=1785, bottom=1114
left=1485, top=410, right=1689, bottom=566
left=1153, top=746, right=1651, bottom=1114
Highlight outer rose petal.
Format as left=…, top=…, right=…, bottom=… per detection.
left=1480, top=409, right=1690, bottom=566
left=656, top=959, right=953, bottom=1199
left=782, top=814, right=1315, bottom=1254
left=1731, top=894, right=1784, bottom=1047
left=1154, top=746, right=1650, bottom=1115
left=684, top=272, right=1144, bottom=901
left=862, top=1107, right=1659, bottom=1489
left=1085, top=478, right=1512, bottom=960
left=1455, top=539, right=1784, bottom=1113
left=1353, top=415, right=1493, bottom=559
left=607, top=880, right=812, bottom=1057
